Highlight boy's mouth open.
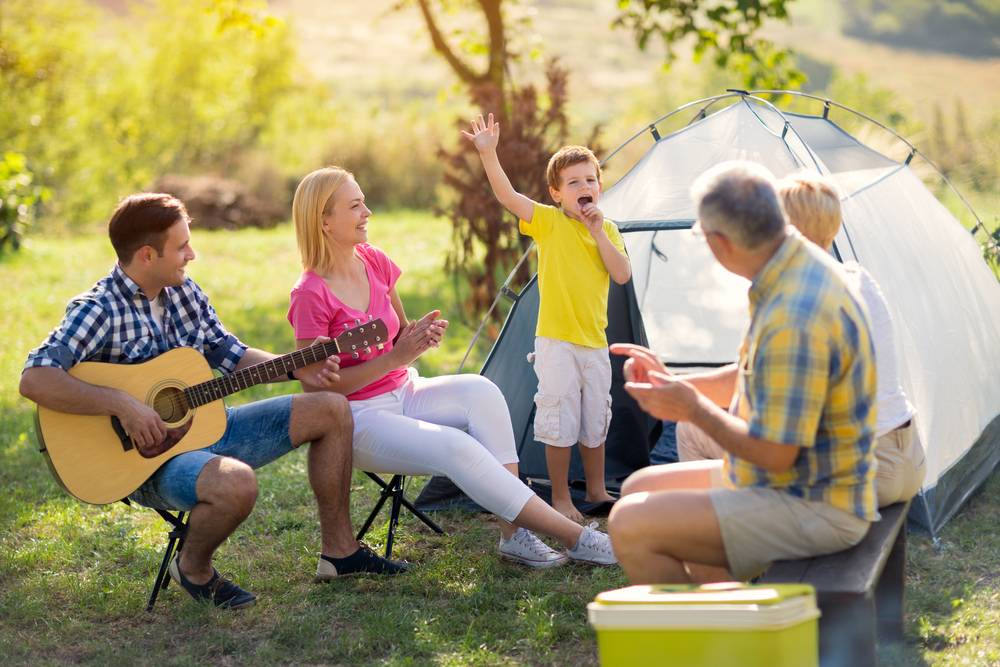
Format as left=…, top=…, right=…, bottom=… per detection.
left=577, top=195, right=593, bottom=208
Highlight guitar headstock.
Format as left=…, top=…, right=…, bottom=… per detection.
left=334, top=318, right=389, bottom=359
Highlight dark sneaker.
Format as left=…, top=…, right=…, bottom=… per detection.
left=315, top=543, right=410, bottom=581
left=168, top=555, right=257, bottom=609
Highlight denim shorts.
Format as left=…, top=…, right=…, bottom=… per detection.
left=128, top=395, right=295, bottom=510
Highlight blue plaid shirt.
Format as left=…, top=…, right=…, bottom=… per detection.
left=24, top=264, right=246, bottom=373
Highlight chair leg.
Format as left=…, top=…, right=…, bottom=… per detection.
left=385, top=479, right=404, bottom=559
left=356, top=475, right=398, bottom=542
left=356, top=473, right=446, bottom=558
left=397, top=495, right=445, bottom=535
left=146, top=510, right=187, bottom=612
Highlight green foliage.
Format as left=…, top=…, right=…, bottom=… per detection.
left=613, top=0, right=805, bottom=89
left=842, top=0, right=1000, bottom=58
left=0, top=152, right=49, bottom=256
left=0, top=0, right=327, bottom=229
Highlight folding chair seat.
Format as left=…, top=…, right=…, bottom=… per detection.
left=355, top=472, right=444, bottom=559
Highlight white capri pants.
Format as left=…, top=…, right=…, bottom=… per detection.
left=350, top=369, right=535, bottom=522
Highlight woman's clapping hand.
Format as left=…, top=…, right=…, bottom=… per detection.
left=392, top=310, right=449, bottom=366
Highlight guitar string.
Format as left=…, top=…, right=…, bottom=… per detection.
left=152, top=330, right=382, bottom=415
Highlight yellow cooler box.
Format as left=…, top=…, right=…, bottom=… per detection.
left=587, top=582, right=819, bottom=667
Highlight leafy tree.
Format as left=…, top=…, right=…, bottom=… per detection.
left=410, top=0, right=801, bottom=316
left=0, top=152, right=49, bottom=256
left=0, top=0, right=321, bottom=229
left=412, top=0, right=595, bottom=316
left=614, top=0, right=804, bottom=89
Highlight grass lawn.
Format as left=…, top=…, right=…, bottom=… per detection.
left=1, top=211, right=998, bottom=665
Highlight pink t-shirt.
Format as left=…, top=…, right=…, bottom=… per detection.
left=288, top=243, right=408, bottom=400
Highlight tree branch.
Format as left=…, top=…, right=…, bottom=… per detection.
left=477, top=0, right=505, bottom=89
left=415, top=0, right=482, bottom=86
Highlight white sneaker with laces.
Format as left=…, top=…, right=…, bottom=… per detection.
left=499, top=528, right=569, bottom=569
left=566, top=521, right=617, bottom=565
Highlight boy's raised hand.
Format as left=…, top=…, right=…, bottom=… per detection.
left=462, top=113, right=500, bottom=153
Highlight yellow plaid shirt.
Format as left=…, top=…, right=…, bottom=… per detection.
left=726, top=230, right=879, bottom=521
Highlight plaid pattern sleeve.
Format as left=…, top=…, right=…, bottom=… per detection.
left=23, top=268, right=247, bottom=374
left=746, top=325, right=830, bottom=448
left=23, top=298, right=113, bottom=371
left=193, top=288, right=246, bottom=374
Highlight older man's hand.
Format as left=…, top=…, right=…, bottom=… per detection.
left=610, top=343, right=670, bottom=384
left=624, top=371, right=702, bottom=422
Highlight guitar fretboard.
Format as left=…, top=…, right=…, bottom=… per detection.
left=183, top=341, right=340, bottom=409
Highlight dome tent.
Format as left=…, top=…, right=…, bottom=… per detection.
left=417, top=91, right=1000, bottom=536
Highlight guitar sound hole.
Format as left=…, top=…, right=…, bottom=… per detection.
left=152, top=387, right=189, bottom=424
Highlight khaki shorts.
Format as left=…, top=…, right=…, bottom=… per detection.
left=677, top=421, right=727, bottom=461
left=531, top=336, right=612, bottom=447
left=875, top=421, right=926, bottom=508
left=709, top=486, right=870, bottom=580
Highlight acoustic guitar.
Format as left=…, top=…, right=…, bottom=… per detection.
left=35, top=318, right=388, bottom=505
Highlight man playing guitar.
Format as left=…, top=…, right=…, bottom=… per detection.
left=20, top=193, right=408, bottom=610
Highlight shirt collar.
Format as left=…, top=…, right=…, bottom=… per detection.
left=748, top=228, right=804, bottom=308
left=111, top=263, right=146, bottom=301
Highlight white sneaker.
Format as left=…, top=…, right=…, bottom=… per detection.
left=566, top=521, right=617, bottom=565
left=499, top=528, right=569, bottom=569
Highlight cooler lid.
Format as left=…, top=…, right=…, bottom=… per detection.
left=588, top=583, right=820, bottom=631
left=593, top=582, right=814, bottom=606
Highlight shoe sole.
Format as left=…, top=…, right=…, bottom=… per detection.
left=314, top=567, right=411, bottom=582
left=499, top=552, right=569, bottom=569
left=566, top=557, right=617, bottom=566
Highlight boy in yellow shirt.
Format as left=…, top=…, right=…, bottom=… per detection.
left=465, top=113, right=632, bottom=522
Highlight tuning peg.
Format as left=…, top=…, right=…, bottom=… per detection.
left=342, top=323, right=350, bottom=329
left=352, top=352, right=359, bottom=359
left=377, top=343, right=385, bottom=351
left=351, top=344, right=357, bottom=350
left=355, top=318, right=361, bottom=325
left=365, top=346, right=372, bottom=354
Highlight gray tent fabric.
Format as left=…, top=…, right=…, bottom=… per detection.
left=414, top=276, right=657, bottom=512
left=417, top=94, right=1000, bottom=536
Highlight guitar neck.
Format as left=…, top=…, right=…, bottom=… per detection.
left=184, top=340, right=341, bottom=408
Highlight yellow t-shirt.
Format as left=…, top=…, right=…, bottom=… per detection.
left=519, top=203, right=627, bottom=349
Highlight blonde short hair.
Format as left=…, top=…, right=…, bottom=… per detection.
left=293, top=166, right=354, bottom=273
left=546, top=145, right=602, bottom=190
left=777, top=174, right=843, bottom=249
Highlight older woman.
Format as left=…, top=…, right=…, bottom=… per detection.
left=287, top=166, right=615, bottom=574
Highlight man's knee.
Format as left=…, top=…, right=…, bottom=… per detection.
left=291, top=391, right=352, bottom=444
left=200, top=458, right=258, bottom=514
left=619, top=470, right=645, bottom=497
left=321, top=392, right=352, bottom=428
left=608, top=494, right=655, bottom=554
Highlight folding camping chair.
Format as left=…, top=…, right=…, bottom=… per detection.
left=128, top=473, right=442, bottom=610
left=355, top=473, right=444, bottom=559
left=122, top=500, right=189, bottom=612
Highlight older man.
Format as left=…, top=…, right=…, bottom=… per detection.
left=608, top=162, right=878, bottom=583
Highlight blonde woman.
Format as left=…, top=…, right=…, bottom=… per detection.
left=778, top=173, right=925, bottom=507
left=287, top=166, right=616, bottom=574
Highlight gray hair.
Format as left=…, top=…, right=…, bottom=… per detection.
left=690, top=161, right=786, bottom=249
